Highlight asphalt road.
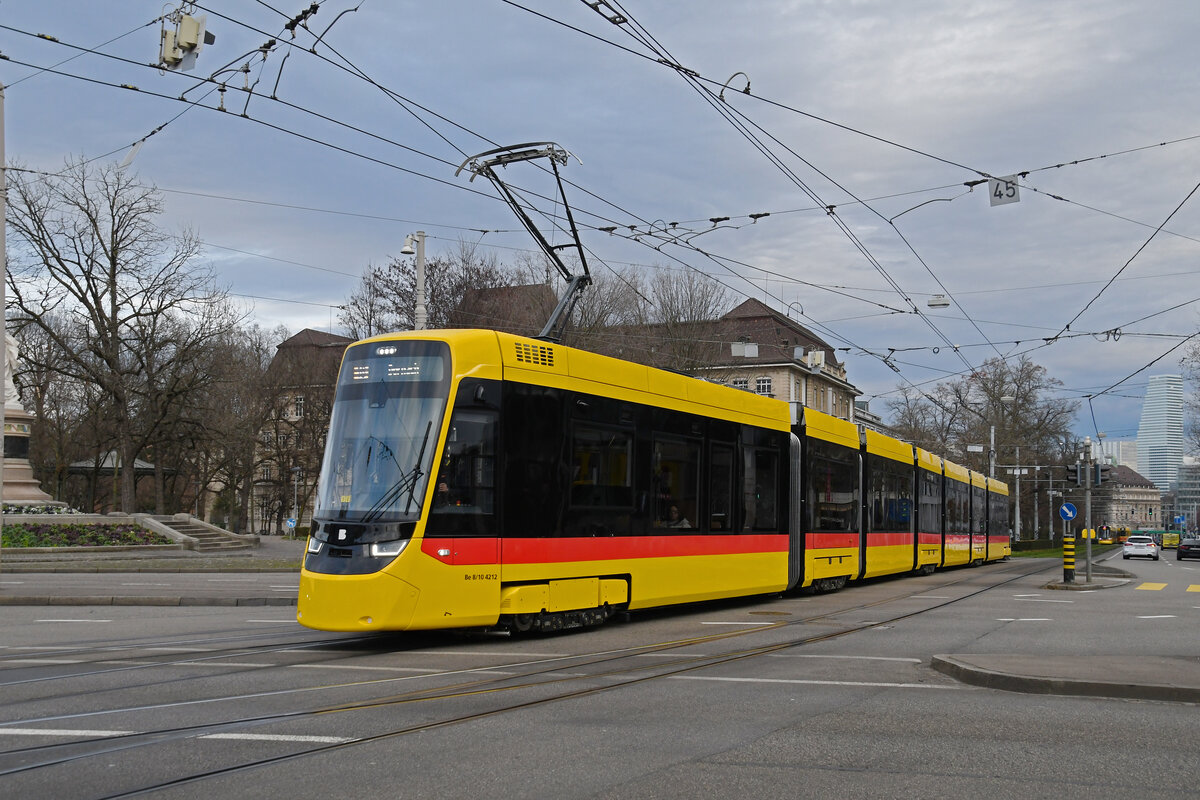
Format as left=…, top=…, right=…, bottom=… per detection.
left=1, top=554, right=1198, bottom=799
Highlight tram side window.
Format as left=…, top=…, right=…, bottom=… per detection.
left=946, top=481, right=969, bottom=536
left=427, top=409, right=496, bottom=536
left=709, top=444, right=734, bottom=531
left=972, top=487, right=986, bottom=534
left=653, top=437, right=700, bottom=530
left=989, top=493, right=1009, bottom=536
left=570, top=424, right=633, bottom=508
left=918, top=470, right=942, bottom=534
left=869, top=460, right=913, bottom=533
left=806, top=438, right=859, bottom=533
left=743, top=447, right=779, bottom=531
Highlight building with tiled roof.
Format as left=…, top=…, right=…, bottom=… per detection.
left=697, top=299, right=862, bottom=422
left=1083, top=463, right=1161, bottom=534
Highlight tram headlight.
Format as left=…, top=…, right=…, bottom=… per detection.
left=370, top=539, right=409, bottom=558
left=307, top=538, right=322, bottom=554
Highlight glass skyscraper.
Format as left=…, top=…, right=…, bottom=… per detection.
left=1136, top=374, right=1184, bottom=493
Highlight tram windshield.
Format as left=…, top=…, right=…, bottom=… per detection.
left=314, top=340, right=451, bottom=530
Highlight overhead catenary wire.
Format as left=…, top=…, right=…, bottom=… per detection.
left=7, top=6, right=1190, bottom=429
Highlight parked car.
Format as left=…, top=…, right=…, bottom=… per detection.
left=1177, top=537, right=1200, bottom=561
left=1123, top=535, right=1159, bottom=561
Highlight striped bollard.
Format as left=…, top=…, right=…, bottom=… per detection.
left=1063, top=535, right=1075, bottom=584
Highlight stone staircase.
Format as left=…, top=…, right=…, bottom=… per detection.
left=142, top=515, right=256, bottom=553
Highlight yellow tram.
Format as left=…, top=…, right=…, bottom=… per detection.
left=297, top=329, right=1009, bottom=633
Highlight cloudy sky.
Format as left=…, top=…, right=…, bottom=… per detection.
left=3, top=0, right=1198, bottom=443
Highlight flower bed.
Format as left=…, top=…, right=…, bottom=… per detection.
left=1, top=522, right=172, bottom=548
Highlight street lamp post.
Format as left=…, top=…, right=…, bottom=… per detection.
left=291, top=466, right=301, bottom=538
left=1083, top=436, right=1094, bottom=584
left=401, top=231, right=427, bottom=330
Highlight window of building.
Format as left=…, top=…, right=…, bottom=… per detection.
left=731, top=378, right=749, bottom=391
left=755, top=377, right=772, bottom=396
left=294, top=394, right=305, bottom=418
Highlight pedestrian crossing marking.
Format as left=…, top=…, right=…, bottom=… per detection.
left=1135, top=583, right=1167, bottom=591
left=1188, top=585, right=1200, bottom=593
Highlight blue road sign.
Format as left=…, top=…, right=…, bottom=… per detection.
left=1175, top=515, right=1186, bottom=526
left=1059, top=503, right=1077, bottom=521
left=286, top=517, right=297, bottom=529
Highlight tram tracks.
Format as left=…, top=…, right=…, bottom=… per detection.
left=0, top=558, right=1055, bottom=797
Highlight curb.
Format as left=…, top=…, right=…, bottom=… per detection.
left=0, top=565, right=299, bottom=573
left=0, top=595, right=296, bottom=607
left=1043, top=578, right=1129, bottom=591
left=931, top=655, right=1200, bottom=704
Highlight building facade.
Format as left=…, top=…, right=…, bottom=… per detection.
left=1084, top=464, right=1161, bottom=533
left=1136, top=374, right=1184, bottom=493
left=1098, top=439, right=1138, bottom=472
left=695, top=299, right=861, bottom=421
left=1171, top=459, right=1200, bottom=533
left=252, top=328, right=353, bottom=534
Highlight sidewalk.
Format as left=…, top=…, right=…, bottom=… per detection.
left=0, top=535, right=305, bottom=607
left=0, top=533, right=305, bottom=572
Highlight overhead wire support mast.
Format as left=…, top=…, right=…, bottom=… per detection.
left=456, top=142, right=591, bottom=343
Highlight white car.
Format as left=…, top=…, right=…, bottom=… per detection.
left=1122, top=535, right=1159, bottom=561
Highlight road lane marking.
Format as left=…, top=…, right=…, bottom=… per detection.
left=37, top=619, right=111, bottom=623
left=673, top=675, right=964, bottom=690
left=5, top=659, right=85, bottom=665
left=294, top=663, right=441, bottom=674
left=1015, top=598, right=1073, bottom=603
left=1136, top=583, right=1167, bottom=590
left=1137, top=615, right=1177, bottom=619
left=200, top=733, right=353, bottom=743
left=0, top=728, right=353, bottom=744
left=769, top=654, right=922, bottom=663
left=0, top=728, right=134, bottom=737
left=146, top=647, right=212, bottom=652
left=1188, top=585, right=1200, bottom=592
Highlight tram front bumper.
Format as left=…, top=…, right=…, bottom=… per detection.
left=297, top=569, right=420, bottom=632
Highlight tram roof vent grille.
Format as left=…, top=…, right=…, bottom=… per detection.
left=515, top=341, right=555, bottom=367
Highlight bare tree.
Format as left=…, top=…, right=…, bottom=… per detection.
left=6, top=159, right=243, bottom=512
left=339, top=239, right=515, bottom=335
left=885, top=355, right=1077, bottom=470
left=1182, top=342, right=1200, bottom=455
left=563, top=267, right=731, bottom=375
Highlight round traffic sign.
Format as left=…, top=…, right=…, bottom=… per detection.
left=286, top=517, right=297, bottom=529
left=1059, top=503, right=1077, bottom=521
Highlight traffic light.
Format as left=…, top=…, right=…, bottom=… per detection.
left=1065, top=463, right=1080, bottom=486
left=1094, top=463, right=1111, bottom=486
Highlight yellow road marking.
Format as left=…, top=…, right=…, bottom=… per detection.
left=1187, top=585, right=1200, bottom=593
left=1136, top=582, right=1167, bottom=591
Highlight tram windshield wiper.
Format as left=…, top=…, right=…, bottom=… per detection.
left=361, top=421, right=433, bottom=523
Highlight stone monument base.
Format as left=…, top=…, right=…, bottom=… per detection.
left=3, top=407, right=53, bottom=504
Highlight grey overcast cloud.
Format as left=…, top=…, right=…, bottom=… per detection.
left=2, top=0, right=1198, bottom=441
